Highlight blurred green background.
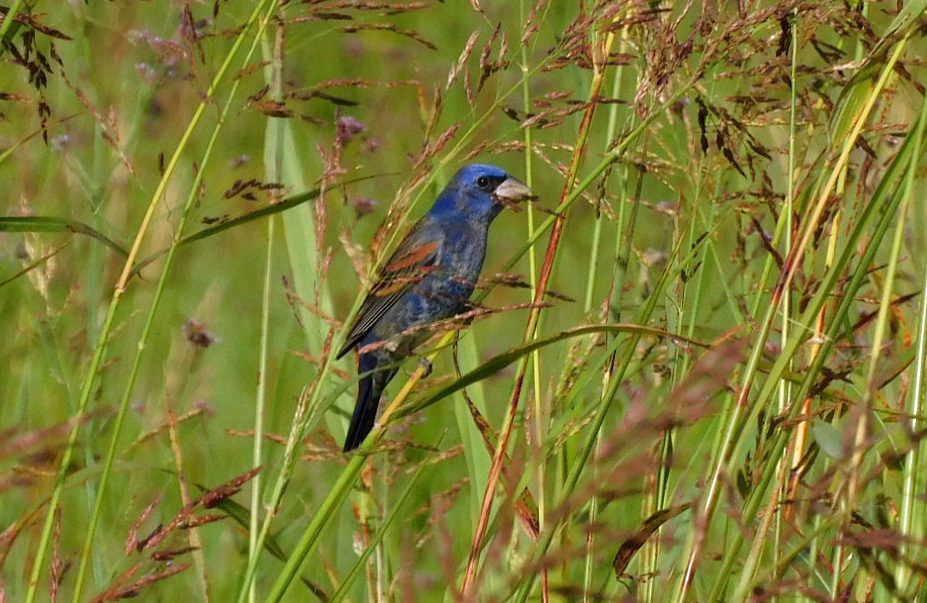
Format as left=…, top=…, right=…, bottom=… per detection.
left=3, top=1, right=927, bottom=601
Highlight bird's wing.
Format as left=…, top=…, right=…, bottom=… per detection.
left=336, top=223, right=441, bottom=358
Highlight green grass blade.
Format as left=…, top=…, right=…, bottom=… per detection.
left=394, top=324, right=705, bottom=421
left=0, top=216, right=127, bottom=256
left=328, top=447, right=431, bottom=602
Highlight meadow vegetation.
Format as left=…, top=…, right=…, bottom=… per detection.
left=2, top=1, right=927, bottom=601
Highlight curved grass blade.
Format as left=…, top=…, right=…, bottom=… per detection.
left=392, top=324, right=708, bottom=421
left=613, top=503, right=692, bottom=580
left=0, top=216, right=128, bottom=256
left=129, top=174, right=381, bottom=277
left=128, top=187, right=319, bottom=276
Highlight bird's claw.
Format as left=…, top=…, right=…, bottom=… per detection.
left=418, top=357, right=433, bottom=377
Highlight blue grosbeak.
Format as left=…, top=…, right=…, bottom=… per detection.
left=336, top=164, right=532, bottom=451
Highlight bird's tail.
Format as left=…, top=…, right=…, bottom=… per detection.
left=343, top=354, right=395, bottom=452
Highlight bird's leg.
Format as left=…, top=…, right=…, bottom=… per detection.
left=418, top=357, right=433, bottom=378
left=456, top=301, right=484, bottom=327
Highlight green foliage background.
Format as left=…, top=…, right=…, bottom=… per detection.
left=2, top=1, right=927, bottom=601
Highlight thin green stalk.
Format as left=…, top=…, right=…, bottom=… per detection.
left=898, top=268, right=927, bottom=590
left=710, top=236, right=747, bottom=323
left=643, top=140, right=717, bottom=601
left=737, top=11, right=800, bottom=598
left=328, top=451, right=431, bottom=603
left=248, top=22, right=285, bottom=603
left=28, top=3, right=278, bottom=601
left=518, top=0, right=544, bottom=539
left=863, top=178, right=908, bottom=402
left=0, top=0, right=27, bottom=45
left=775, top=7, right=799, bottom=590
left=248, top=215, right=274, bottom=603
left=237, top=380, right=321, bottom=603
left=83, top=119, right=109, bottom=592
left=584, top=29, right=628, bottom=602
left=581, top=436, right=602, bottom=603
left=894, top=90, right=927, bottom=594
left=583, top=215, right=602, bottom=313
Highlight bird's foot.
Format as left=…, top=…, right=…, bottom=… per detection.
left=418, top=357, right=433, bottom=378
left=456, top=304, right=478, bottom=326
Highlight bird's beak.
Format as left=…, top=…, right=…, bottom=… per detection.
left=493, top=177, right=534, bottom=206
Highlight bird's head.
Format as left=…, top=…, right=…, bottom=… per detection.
left=430, top=163, right=533, bottom=222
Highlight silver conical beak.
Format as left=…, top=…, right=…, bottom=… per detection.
left=493, top=177, right=534, bottom=205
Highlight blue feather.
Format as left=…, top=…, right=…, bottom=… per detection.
left=339, top=163, right=530, bottom=451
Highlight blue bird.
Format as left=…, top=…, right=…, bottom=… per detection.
left=336, top=164, right=532, bottom=452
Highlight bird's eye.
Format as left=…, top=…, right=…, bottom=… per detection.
left=476, top=176, right=490, bottom=190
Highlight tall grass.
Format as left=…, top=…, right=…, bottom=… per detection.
left=2, top=1, right=927, bottom=601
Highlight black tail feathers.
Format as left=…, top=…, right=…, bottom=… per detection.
left=343, top=373, right=378, bottom=452
left=343, top=354, right=396, bottom=452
